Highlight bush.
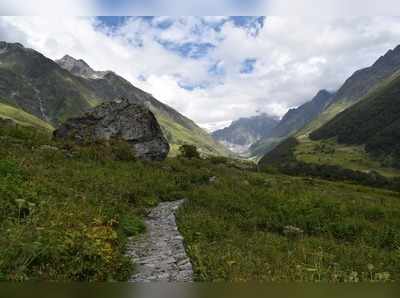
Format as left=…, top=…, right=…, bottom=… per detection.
left=119, top=215, right=146, bottom=237
left=0, top=160, right=22, bottom=178
left=70, top=140, right=136, bottom=162
left=208, top=156, right=229, bottom=165
left=110, top=140, right=136, bottom=162
left=178, top=144, right=200, bottom=159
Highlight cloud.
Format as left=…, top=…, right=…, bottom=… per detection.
left=1, top=16, right=400, bottom=131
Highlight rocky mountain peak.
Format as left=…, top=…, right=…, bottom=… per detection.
left=373, top=44, right=400, bottom=68
left=0, top=41, right=26, bottom=54
left=315, top=89, right=331, bottom=98
left=56, top=54, right=105, bottom=79
left=212, top=113, right=279, bottom=154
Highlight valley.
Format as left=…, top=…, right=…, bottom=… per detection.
left=1, top=18, right=400, bottom=284
left=1, top=121, right=399, bottom=282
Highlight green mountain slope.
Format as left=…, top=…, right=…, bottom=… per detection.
left=0, top=42, right=229, bottom=156
left=310, top=73, right=400, bottom=169
left=260, top=45, right=400, bottom=178
left=0, top=42, right=99, bottom=124
left=299, top=44, right=400, bottom=136
left=0, top=102, right=53, bottom=130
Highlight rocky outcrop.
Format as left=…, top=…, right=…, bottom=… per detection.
left=56, top=55, right=109, bottom=79
left=53, top=97, right=170, bottom=161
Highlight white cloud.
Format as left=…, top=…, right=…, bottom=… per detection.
left=1, top=16, right=400, bottom=132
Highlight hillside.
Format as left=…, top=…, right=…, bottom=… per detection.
left=211, top=114, right=279, bottom=154
left=1, top=120, right=400, bottom=282
left=250, top=90, right=333, bottom=158
left=310, top=73, right=400, bottom=169
left=0, top=41, right=98, bottom=124
left=0, top=41, right=230, bottom=156
left=259, top=44, right=400, bottom=177
left=0, top=102, right=53, bottom=130
left=299, top=44, right=400, bottom=136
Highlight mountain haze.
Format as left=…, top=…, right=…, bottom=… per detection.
left=211, top=114, right=279, bottom=154
left=249, top=89, right=334, bottom=157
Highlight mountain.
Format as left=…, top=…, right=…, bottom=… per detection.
left=249, top=89, right=333, bottom=157
left=259, top=44, right=400, bottom=177
left=0, top=41, right=98, bottom=124
left=310, top=73, right=400, bottom=168
left=55, top=55, right=230, bottom=156
left=211, top=114, right=279, bottom=154
left=0, top=41, right=229, bottom=156
left=298, top=44, right=400, bottom=136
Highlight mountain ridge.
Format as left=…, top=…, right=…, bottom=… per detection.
left=298, top=44, right=400, bottom=137
left=0, top=41, right=230, bottom=156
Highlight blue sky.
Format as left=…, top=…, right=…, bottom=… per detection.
left=1, top=16, right=400, bottom=131
left=95, top=17, right=264, bottom=91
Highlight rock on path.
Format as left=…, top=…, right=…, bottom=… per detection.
left=126, top=200, right=193, bottom=282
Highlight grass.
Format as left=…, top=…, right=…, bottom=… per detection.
left=177, top=173, right=400, bottom=282
left=295, top=136, right=400, bottom=178
left=0, top=102, right=53, bottom=131
left=1, top=122, right=400, bottom=282
left=0, top=123, right=206, bottom=281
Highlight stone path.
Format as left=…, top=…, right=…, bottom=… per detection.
left=126, top=200, right=193, bottom=282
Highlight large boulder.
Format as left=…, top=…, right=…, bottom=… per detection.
left=53, top=97, right=170, bottom=161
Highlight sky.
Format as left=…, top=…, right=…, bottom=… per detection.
left=1, top=15, right=400, bottom=131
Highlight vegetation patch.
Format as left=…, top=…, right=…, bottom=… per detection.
left=295, top=136, right=400, bottom=178
left=1, top=122, right=400, bottom=282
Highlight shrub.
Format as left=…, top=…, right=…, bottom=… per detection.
left=119, top=215, right=146, bottom=237
left=110, top=140, right=136, bottom=162
left=208, top=156, right=229, bottom=165
left=0, top=160, right=22, bottom=178
left=70, top=140, right=136, bottom=162
left=178, top=144, right=200, bottom=159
